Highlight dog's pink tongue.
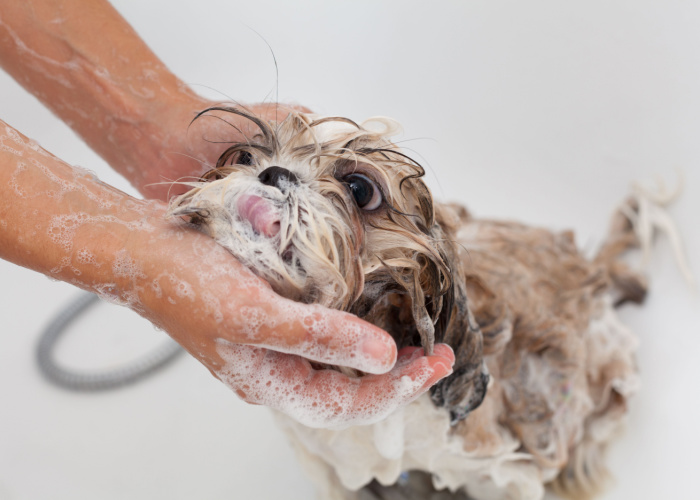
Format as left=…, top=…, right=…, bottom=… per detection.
left=237, top=194, right=281, bottom=237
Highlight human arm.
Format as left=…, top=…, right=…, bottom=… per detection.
left=0, top=120, right=454, bottom=427
left=0, top=0, right=284, bottom=201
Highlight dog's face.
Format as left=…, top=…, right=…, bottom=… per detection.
left=168, top=108, right=488, bottom=421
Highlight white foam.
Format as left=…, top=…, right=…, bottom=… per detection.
left=75, top=248, right=100, bottom=267
left=92, top=283, right=122, bottom=305
left=214, top=339, right=435, bottom=430
left=277, top=296, right=638, bottom=500
left=149, top=279, right=163, bottom=299
left=112, top=249, right=145, bottom=279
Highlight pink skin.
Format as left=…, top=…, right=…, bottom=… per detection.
left=237, top=194, right=282, bottom=237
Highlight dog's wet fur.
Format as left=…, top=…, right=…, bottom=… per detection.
left=168, top=108, right=644, bottom=499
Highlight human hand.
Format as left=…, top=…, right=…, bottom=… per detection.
left=130, top=215, right=455, bottom=428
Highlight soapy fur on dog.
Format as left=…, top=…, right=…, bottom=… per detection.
left=167, top=107, right=664, bottom=499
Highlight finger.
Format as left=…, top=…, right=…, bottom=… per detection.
left=233, top=291, right=398, bottom=375
left=213, top=342, right=454, bottom=429
left=348, top=345, right=454, bottom=423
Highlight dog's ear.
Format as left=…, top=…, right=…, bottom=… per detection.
left=427, top=203, right=463, bottom=347
left=428, top=204, right=490, bottom=424
left=379, top=202, right=489, bottom=422
left=380, top=219, right=455, bottom=356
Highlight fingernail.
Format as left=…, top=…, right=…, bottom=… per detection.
left=362, top=338, right=386, bottom=357
left=353, top=335, right=396, bottom=374
left=361, top=337, right=395, bottom=367
left=432, top=362, right=453, bottom=379
left=433, top=343, right=455, bottom=362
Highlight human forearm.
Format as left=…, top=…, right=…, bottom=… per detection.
left=0, top=0, right=208, bottom=199
left=0, top=119, right=167, bottom=301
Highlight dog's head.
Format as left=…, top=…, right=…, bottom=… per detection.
left=168, top=107, right=488, bottom=421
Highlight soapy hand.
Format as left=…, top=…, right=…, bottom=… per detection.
left=216, top=343, right=455, bottom=428
left=134, top=215, right=455, bottom=428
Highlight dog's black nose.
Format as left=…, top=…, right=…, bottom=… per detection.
left=258, top=166, right=299, bottom=188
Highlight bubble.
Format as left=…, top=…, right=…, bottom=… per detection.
left=168, top=275, right=195, bottom=300
left=200, top=290, right=224, bottom=324
left=76, top=248, right=100, bottom=267
left=213, top=341, right=435, bottom=431
left=237, top=306, right=270, bottom=339
left=150, top=279, right=163, bottom=299
left=50, top=256, right=73, bottom=274
left=47, top=213, right=88, bottom=251
left=92, top=283, right=121, bottom=305
left=0, top=143, right=23, bottom=157
left=8, top=162, right=27, bottom=197
left=112, top=249, right=146, bottom=280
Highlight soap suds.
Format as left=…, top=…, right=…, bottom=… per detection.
left=215, top=340, right=440, bottom=430
left=273, top=296, right=638, bottom=500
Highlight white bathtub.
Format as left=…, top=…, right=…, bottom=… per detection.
left=1, top=1, right=699, bottom=498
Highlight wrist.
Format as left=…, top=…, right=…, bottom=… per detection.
left=58, top=198, right=168, bottom=309
left=119, top=207, right=210, bottom=337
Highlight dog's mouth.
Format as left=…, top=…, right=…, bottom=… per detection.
left=235, top=192, right=297, bottom=267
left=236, top=193, right=282, bottom=238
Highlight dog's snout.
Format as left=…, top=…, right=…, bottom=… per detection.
left=258, top=166, right=299, bottom=188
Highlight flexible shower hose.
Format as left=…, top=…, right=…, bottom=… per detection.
left=36, top=291, right=184, bottom=391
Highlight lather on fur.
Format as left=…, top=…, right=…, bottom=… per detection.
left=167, top=107, right=646, bottom=499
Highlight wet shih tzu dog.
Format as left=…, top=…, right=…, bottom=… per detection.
left=168, top=108, right=647, bottom=500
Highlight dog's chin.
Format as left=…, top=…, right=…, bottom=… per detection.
left=168, top=179, right=356, bottom=310
left=229, top=214, right=299, bottom=293
left=210, top=205, right=317, bottom=305
left=240, top=230, right=340, bottom=309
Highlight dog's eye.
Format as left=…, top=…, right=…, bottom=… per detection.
left=233, top=151, right=254, bottom=166
left=344, top=174, right=382, bottom=211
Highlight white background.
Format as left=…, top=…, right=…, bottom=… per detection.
left=1, top=1, right=699, bottom=499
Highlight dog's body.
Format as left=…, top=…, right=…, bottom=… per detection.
left=278, top=214, right=640, bottom=500
left=168, top=110, right=645, bottom=499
